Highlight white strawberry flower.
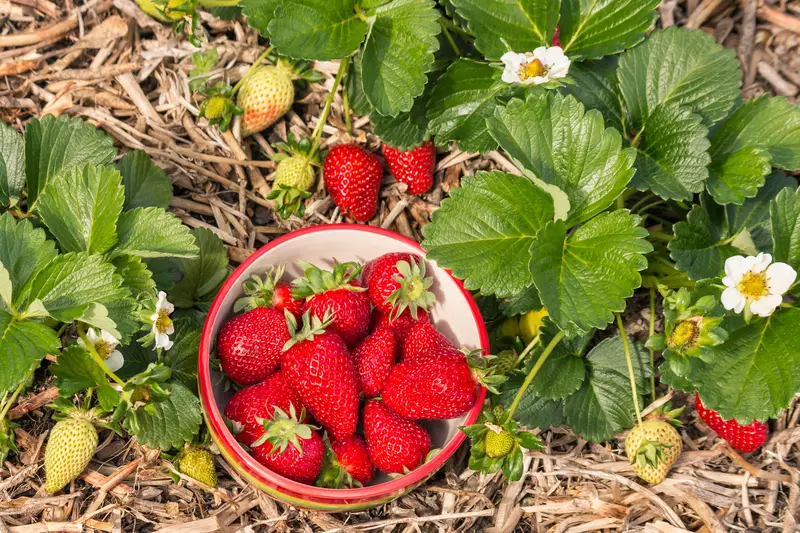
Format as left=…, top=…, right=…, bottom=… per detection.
left=79, top=328, right=125, bottom=372
left=501, top=46, right=571, bottom=85
left=721, top=253, right=797, bottom=317
left=150, top=291, right=175, bottom=350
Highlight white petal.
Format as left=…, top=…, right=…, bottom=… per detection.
left=100, top=330, right=118, bottom=347
left=543, top=46, right=565, bottom=63
left=722, top=275, right=736, bottom=287
left=741, top=255, right=759, bottom=274
left=766, top=262, right=797, bottom=295
left=86, top=328, right=99, bottom=344
left=154, top=331, right=173, bottom=350
left=724, top=255, right=747, bottom=282
left=721, top=287, right=745, bottom=313
left=105, top=351, right=125, bottom=372
left=165, top=322, right=175, bottom=335
left=548, top=62, right=570, bottom=78
left=531, top=75, right=549, bottom=85
left=501, top=68, right=520, bottom=83
left=750, top=294, right=783, bottom=317
left=500, top=52, right=524, bottom=83
left=753, top=253, right=772, bottom=273
left=531, top=46, right=548, bottom=62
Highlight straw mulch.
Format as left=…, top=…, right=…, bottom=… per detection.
left=1, top=0, right=799, bottom=531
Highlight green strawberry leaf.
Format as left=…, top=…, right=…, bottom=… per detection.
left=113, top=255, right=156, bottom=301
left=695, top=308, right=800, bottom=423
left=529, top=335, right=588, bottom=400
left=370, top=72, right=438, bottom=151
left=669, top=176, right=796, bottom=279
left=36, top=165, right=124, bottom=255
left=450, top=0, right=559, bottom=60
left=630, top=103, right=711, bottom=201
left=116, top=151, right=173, bottom=210
left=346, top=50, right=373, bottom=116
left=499, top=376, right=565, bottom=429
left=0, top=213, right=57, bottom=305
left=559, top=0, right=660, bottom=60
left=268, top=0, right=367, bottom=61
left=422, top=171, right=555, bottom=298
left=529, top=210, right=652, bottom=334
left=0, top=311, right=59, bottom=393
left=113, top=207, right=198, bottom=259
left=359, top=0, right=440, bottom=116
left=123, top=381, right=202, bottom=450
left=501, top=284, right=542, bottom=317
left=162, top=228, right=229, bottom=309
left=706, top=147, right=772, bottom=206
left=51, top=345, right=107, bottom=395
left=24, top=115, right=117, bottom=208
left=771, top=185, right=800, bottom=271
left=240, top=0, right=282, bottom=36
left=0, top=122, right=24, bottom=206
left=487, top=92, right=636, bottom=226
left=19, top=252, right=123, bottom=323
left=426, top=59, right=521, bottom=153
left=563, top=335, right=651, bottom=442
left=617, top=27, right=741, bottom=126
left=562, top=57, right=625, bottom=134
left=210, top=5, right=241, bottom=20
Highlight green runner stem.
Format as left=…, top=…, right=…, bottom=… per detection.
left=507, top=330, right=566, bottom=419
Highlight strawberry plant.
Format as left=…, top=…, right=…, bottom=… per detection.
left=0, top=115, right=228, bottom=471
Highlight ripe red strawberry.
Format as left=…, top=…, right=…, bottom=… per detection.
left=331, top=435, right=374, bottom=485
left=371, top=307, right=430, bottom=346
left=281, top=312, right=359, bottom=441
left=553, top=26, right=561, bottom=47
left=292, top=261, right=371, bottom=348
left=224, top=371, right=307, bottom=447
left=402, top=322, right=458, bottom=362
left=218, top=307, right=290, bottom=385
left=353, top=328, right=396, bottom=398
left=251, top=406, right=324, bottom=485
left=382, top=141, right=436, bottom=194
left=324, top=144, right=383, bottom=221
left=363, top=401, right=430, bottom=474
left=362, top=252, right=435, bottom=319
left=695, top=396, right=768, bottom=453
left=235, top=265, right=305, bottom=319
left=383, top=352, right=477, bottom=420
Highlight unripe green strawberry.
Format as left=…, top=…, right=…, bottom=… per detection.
left=625, top=419, right=682, bottom=484
left=484, top=427, right=514, bottom=458
left=203, top=95, right=228, bottom=120
left=136, top=0, right=185, bottom=22
left=44, top=415, right=98, bottom=493
left=237, top=62, right=295, bottom=137
left=274, top=156, right=315, bottom=191
left=178, top=447, right=218, bottom=488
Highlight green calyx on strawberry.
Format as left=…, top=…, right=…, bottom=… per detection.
left=362, top=253, right=435, bottom=320
left=624, top=403, right=684, bottom=485
left=267, top=133, right=320, bottom=219
left=253, top=404, right=317, bottom=456
left=461, top=405, right=542, bottom=481
left=197, top=81, right=242, bottom=133
left=464, top=349, right=507, bottom=395
left=290, top=260, right=365, bottom=300
left=316, top=434, right=373, bottom=488
left=234, top=264, right=305, bottom=318
left=282, top=308, right=335, bottom=352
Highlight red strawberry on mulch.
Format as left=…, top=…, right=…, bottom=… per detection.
left=235, top=264, right=305, bottom=319
left=217, top=307, right=291, bottom=385
left=331, top=435, right=374, bottom=485
left=291, top=260, right=371, bottom=348
left=224, top=370, right=307, bottom=447
left=382, top=140, right=436, bottom=195
left=324, top=144, right=383, bottom=222
left=401, top=322, right=458, bottom=362
left=353, top=328, right=397, bottom=398
left=371, top=307, right=430, bottom=346
left=383, top=352, right=477, bottom=420
left=362, top=252, right=435, bottom=320
left=281, top=312, right=359, bottom=442
left=363, top=400, right=430, bottom=474
left=251, top=405, right=324, bottom=485
left=695, top=395, right=768, bottom=453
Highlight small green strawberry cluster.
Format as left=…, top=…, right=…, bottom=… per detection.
left=217, top=252, right=495, bottom=487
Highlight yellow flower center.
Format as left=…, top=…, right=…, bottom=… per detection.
left=737, top=271, right=769, bottom=299
left=95, top=340, right=114, bottom=359
left=667, top=319, right=699, bottom=349
left=155, top=309, right=172, bottom=334
left=518, top=58, right=546, bottom=81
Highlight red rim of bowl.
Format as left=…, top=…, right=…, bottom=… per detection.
left=198, top=223, right=490, bottom=502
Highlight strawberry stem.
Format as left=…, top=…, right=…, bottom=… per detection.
left=78, top=325, right=126, bottom=387
left=0, top=361, right=37, bottom=421
left=648, top=287, right=657, bottom=403
left=616, top=313, right=645, bottom=436
left=310, top=56, right=351, bottom=153
left=506, top=330, right=565, bottom=420
left=232, top=46, right=273, bottom=96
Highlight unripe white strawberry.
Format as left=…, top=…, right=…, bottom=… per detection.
left=44, top=414, right=98, bottom=493
left=237, top=62, right=296, bottom=137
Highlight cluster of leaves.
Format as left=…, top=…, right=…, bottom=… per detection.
left=0, top=115, right=229, bottom=455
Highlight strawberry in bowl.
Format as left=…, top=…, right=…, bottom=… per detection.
left=199, top=225, right=488, bottom=511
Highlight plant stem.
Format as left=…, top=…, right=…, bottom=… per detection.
left=507, top=331, right=565, bottom=419
left=0, top=362, right=37, bottom=421
left=311, top=56, right=351, bottom=152
left=198, top=0, right=239, bottom=6
left=629, top=192, right=656, bottom=214
left=231, top=46, right=273, bottom=96
left=342, top=80, right=353, bottom=136
left=616, top=313, right=644, bottom=436
left=648, top=287, right=657, bottom=403
left=439, top=20, right=460, bottom=55
left=636, top=199, right=666, bottom=215
left=648, top=231, right=674, bottom=243
left=78, top=326, right=126, bottom=388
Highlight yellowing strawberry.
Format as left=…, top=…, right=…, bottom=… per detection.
left=178, top=447, right=218, bottom=488
left=237, top=62, right=296, bottom=137
left=136, top=0, right=184, bottom=22
left=484, top=426, right=514, bottom=458
left=520, top=308, right=548, bottom=344
left=625, top=419, right=682, bottom=484
left=44, top=415, right=98, bottom=493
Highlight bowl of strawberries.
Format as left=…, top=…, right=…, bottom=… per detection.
left=198, top=224, right=489, bottom=510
